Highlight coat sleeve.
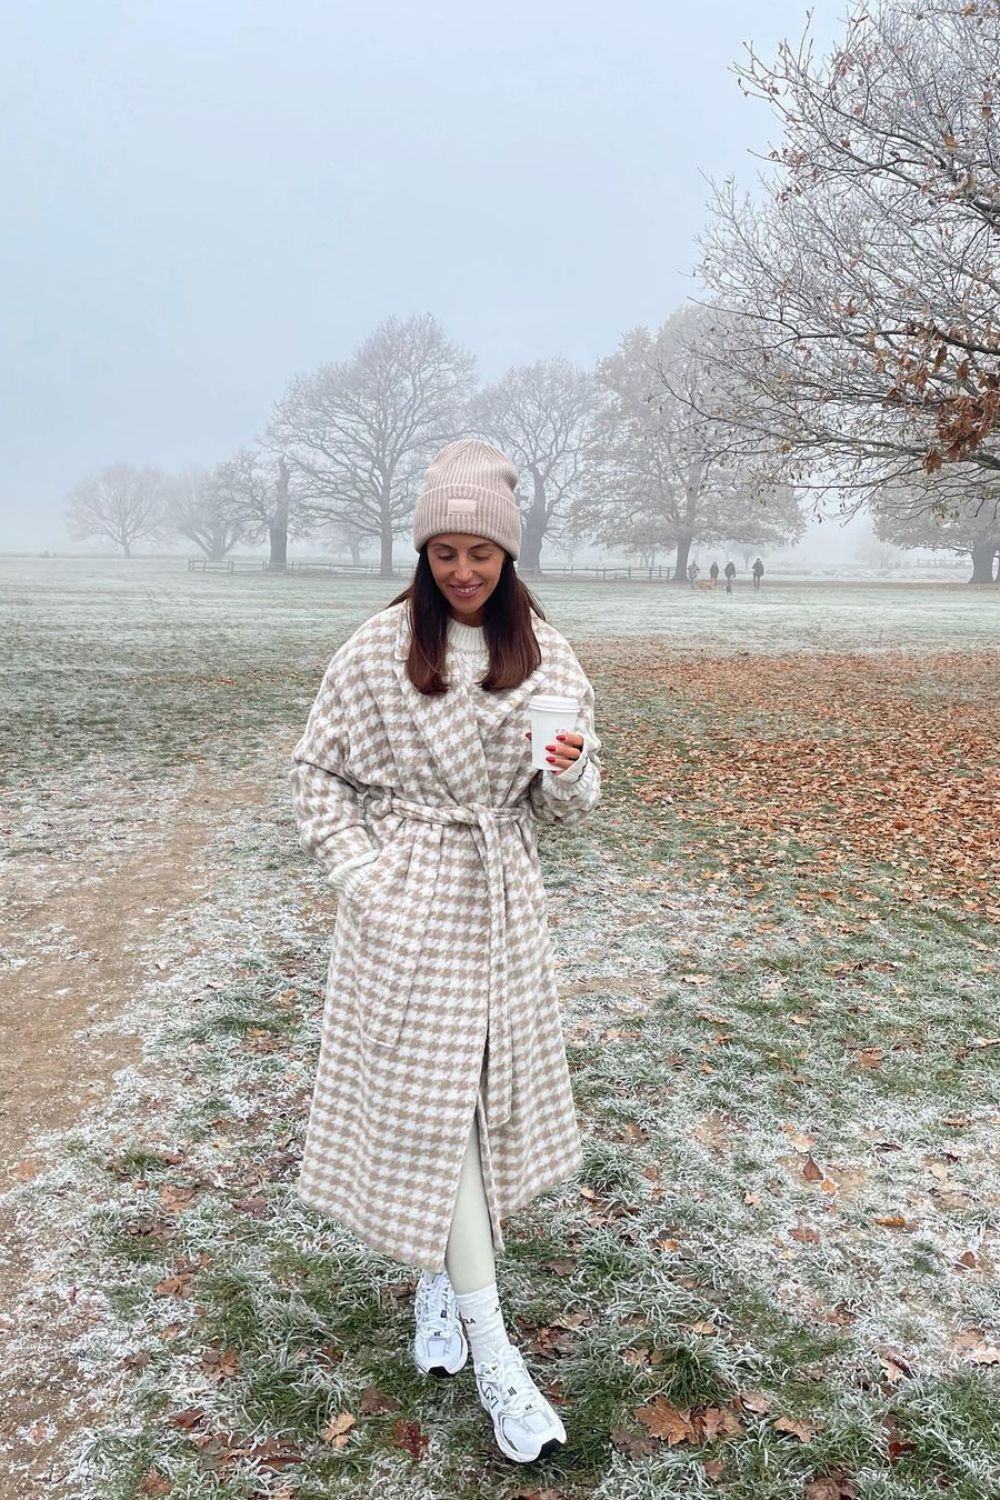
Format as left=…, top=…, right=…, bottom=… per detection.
left=527, top=667, right=602, bottom=828
left=288, top=650, right=381, bottom=891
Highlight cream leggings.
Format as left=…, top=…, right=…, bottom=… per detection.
left=443, top=1090, right=497, bottom=1295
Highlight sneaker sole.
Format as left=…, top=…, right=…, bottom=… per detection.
left=495, top=1431, right=566, bottom=1463
left=419, top=1356, right=470, bottom=1374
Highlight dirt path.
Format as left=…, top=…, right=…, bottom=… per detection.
left=0, top=742, right=289, bottom=1498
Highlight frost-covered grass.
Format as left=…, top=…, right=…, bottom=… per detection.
left=2, top=559, right=999, bottom=1498
left=3, top=554, right=998, bottom=775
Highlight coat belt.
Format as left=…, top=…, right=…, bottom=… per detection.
left=362, top=790, right=532, bottom=1130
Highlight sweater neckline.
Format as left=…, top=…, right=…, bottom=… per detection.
left=446, top=616, right=487, bottom=654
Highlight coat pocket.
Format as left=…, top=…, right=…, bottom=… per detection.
left=348, top=825, right=442, bottom=1051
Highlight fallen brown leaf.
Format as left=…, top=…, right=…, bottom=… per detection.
left=321, top=1411, right=356, bottom=1448
left=359, top=1384, right=402, bottom=1415
left=168, top=1407, right=205, bottom=1431
left=392, top=1417, right=429, bottom=1461
left=138, top=1470, right=171, bottom=1496
left=737, top=1389, right=772, bottom=1415
left=610, top=1427, right=657, bottom=1459
left=635, top=1396, right=696, bottom=1445
left=152, top=1273, right=193, bottom=1298
left=773, top=1414, right=815, bottom=1442
left=159, top=1183, right=197, bottom=1212
left=805, top=1475, right=858, bottom=1500
left=199, top=1347, right=239, bottom=1382
left=698, top=1405, right=744, bottom=1440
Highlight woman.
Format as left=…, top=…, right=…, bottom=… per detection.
left=288, top=438, right=602, bottom=1464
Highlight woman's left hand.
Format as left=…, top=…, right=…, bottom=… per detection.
left=524, top=728, right=585, bottom=773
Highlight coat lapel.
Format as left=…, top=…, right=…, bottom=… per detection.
left=390, top=602, right=548, bottom=803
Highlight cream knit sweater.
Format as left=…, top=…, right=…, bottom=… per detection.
left=329, top=614, right=589, bottom=896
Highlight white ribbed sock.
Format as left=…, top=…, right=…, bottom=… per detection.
left=454, top=1279, right=513, bottom=1364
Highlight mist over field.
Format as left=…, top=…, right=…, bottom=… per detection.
left=0, top=0, right=912, bottom=578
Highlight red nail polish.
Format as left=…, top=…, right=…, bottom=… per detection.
left=546, top=755, right=555, bottom=763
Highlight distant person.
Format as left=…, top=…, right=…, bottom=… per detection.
left=752, top=557, right=764, bottom=592
left=709, top=561, right=719, bottom=588
left=724, top=560, right=736, bottom=594
left=687, top=560, right=700, bottom=588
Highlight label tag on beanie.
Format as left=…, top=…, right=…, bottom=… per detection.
left=446, top=499, right=477, bottom=517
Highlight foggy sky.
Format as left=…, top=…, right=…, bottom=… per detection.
left=1, top=0, right=844, bottom=551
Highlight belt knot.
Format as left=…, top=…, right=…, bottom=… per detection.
left=361, top=786, right=527, bottom=1129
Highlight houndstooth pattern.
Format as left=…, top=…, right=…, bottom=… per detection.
left=288, top=599, right=602, bottom=1272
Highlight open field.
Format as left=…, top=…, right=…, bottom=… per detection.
left=1, top=558, right=999, bottom=1499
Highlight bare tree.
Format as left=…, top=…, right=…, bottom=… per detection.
left=572, top=309, right=804, bottom=581
left=324, top=518, right=373, bottom=566
left=469, top=358, right=597, bottom=572
left=853, top=532, right=903, bottom=572
left=570, top=327, right=684, bottom=574
left=547, top=530, right=585, bottom=569
left=212, top=448, right=306, bottom=572
left=872, top=475, right=1000, bottom=582
left=269, top=314, right=476, bottom=578
left=623, top=539, right=667, bottom=576
left=163, top=466, right=243, bottom=562
left=697, top=1, right=1000, bottom=518
left=65, top=462, right=166, bottom=558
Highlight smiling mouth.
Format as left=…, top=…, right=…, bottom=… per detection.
left=451, top=584, right=481, bottom=596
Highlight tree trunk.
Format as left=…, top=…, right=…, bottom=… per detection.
left=518, top=472, right=547, bottom=573
left=349, top=537, right=361, bottom=565
left=519, top=532, right=543, bottom=572
left=267, top=457, right=290, bottom=572
left=379, top=524, right=394, bottom=577
left=268, top=525, right=288, bottom=570
left=969, top=539, right=998, bottom=583
left=672, top=535, right=692, bottom=582
left=122, top=538, right=131, bottom=559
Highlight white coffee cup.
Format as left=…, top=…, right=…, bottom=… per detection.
left=527, top=694, right=581, bottom=772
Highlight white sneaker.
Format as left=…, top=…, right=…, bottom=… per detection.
left=473, top=1343, right=567, bottom=1463
left=413, top=1272, right=469, bottom=1377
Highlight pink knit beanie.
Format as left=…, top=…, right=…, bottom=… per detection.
left=412, top=438, right=522, bottom=560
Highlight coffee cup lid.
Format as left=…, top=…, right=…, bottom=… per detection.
left=528, top=694, right=580, bottom=712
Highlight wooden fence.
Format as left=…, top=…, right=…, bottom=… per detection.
left=187, top=559, right=679, bottom=580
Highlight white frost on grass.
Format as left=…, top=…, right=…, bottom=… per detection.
left=2, top=560, right=997, bottom=1496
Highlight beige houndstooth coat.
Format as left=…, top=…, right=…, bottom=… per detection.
left=287, top=598, right=602, bottom=1272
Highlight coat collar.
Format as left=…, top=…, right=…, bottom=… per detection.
left=390, top=600, right=548, bottom=803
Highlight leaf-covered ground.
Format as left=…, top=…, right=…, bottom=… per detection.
left=1, top=561, right=998, bottom=1499
left=623, top=648, right=1000, bottom=921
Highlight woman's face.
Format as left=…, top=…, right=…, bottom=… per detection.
left=426, top=533, right=506, bottom=624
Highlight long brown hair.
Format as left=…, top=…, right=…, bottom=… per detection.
left=386, top=546, right=548, bottom=696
